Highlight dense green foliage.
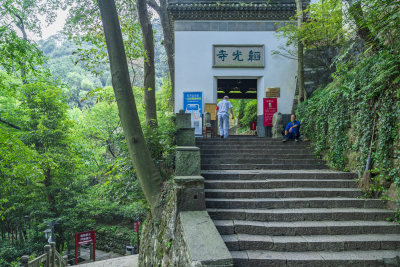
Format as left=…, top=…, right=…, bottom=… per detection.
left=0, top=67, right=175, bottom=266
left=292, top=0, right=400, bottom=199
left=229, top=99, right=257, bottom=132
left=0, top=1, right=174, bottom=264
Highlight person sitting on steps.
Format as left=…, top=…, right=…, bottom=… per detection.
left=282, top=114, right=300, bottom=142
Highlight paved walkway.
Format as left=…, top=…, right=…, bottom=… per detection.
left=77, top=255, right=138, bottom=267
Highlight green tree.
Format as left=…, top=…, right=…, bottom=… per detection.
left=97, top=0, right=163, bottom=216
left=137, top=0, right=157, bottom=126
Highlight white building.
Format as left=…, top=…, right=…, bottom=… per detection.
left=169, top=0, right=309, bottom=137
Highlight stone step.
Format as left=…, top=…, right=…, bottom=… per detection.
left=198, top=144, right=311, bottom=150
left=222, top=234, right=400, bottom=252
left=231, top=249, right=400, bottom=266
left=205, top=188, right=362, bottom=198
left=197, top=142, right=312, bottom=147
left=196, top=139, right=309, bottom=142
left=207, top=208, right=394, bottom=222
left=200, top=149, right=314, bottom=155
left=205, top=179, right=356, bottom=189
left=201, top=170, right=357, bottom=180
left=206, top=197, right=384, bottom=209
left=201, top=158, right=325, bottom=165
left=197, top=142, right=311, bottom=147
left=214, top=220, right=400, bottom=236
left=201, top=153, right=317, bottom=159
left=201, top=164, right=328, bottom=170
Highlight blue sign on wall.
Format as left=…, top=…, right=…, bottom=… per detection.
left=183, top=92, right=203, bottom=135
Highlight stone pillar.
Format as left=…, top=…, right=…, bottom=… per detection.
left=257, top=115, right=265, bottom=137
left=175, top=146, right=200, bottom=176
left=176, top=110, right=195, bottom=146
left=45, top=244, right=51, bottom=266
left=205, top=112, right=211, bottom=127
left=175, top=145, right=206, bottom=211
left=272, top=112, right=283, bottom=139
left=50, top=242, right=56, bottom=267
left=174, top=176, right=206, bottom=211
left=20, top=255, right=29, bottom=267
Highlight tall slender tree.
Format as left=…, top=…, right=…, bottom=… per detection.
left=295, top=0, right=307, bottom=103
left=97, top=0, right=163, bottom=216
left=137, top=0, right=158, bottom=126
left=147, top=0, right=175, bottom=106
left=344, top=0, right=376, bottom=48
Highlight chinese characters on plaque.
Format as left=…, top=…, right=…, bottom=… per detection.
left=213, top=45, right=264, bottom=68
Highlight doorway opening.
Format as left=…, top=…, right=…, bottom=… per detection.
left=217, top=79, right=258, bottom=136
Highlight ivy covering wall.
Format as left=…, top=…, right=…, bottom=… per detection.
left=297, top=51, right=400, bottom=203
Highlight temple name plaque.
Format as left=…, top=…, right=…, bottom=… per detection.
left=213, top=45, right=265, bottom=68
left=266, top=87, right=280, bottom=98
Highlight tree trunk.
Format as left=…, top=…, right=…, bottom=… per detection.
left=137, top=0, right=158, bottom=126
left=15, top=14, right=28, bottom=84
left=44, top=167, right=56, bottom=215
left=147, top=0, right=175, bottom=107
left=345, top=0, right=375, bottom=47
left=97, top=0, right=163, bottom=216
left=295, top=0, right=306, bottom=103
left=158, top=0, right=175, bottom=107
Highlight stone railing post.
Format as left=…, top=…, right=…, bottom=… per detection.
left=175, top=146, right=206, bottom=211
left=272, top=112, right=283, bottom=138
left=44, top=245, right=51, bottom=267
left=20, top=255, right=29, bottom=267
left=50, top=242, right=56, bottom=267
left=176, top=110, right=195, bottom=146
left=175, top=146, right=200, bottom=176
left=174, top=111, right=206, bottom=212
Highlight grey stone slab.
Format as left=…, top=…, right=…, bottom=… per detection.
left=179, top=211, right=233, bottom=266
left=237, top=234, right=274, bottom=250
left=245, top=251, right=286, bottom=266
left=231, top=251, right=248, bottom=267
left=176, top=128, right=195, bottom=146
left=272, top=236, right=308, bottom=251
left=78, top=255, right=138, bottom=267
left=233, top=220, right=266, bottom=235
left=303, top=235, right=344, bottom=251
left=213, top=220, right=234, bottom=228
left=176, top=146, right=201, bottom=176
left=222, top=234, right=239, bottom=251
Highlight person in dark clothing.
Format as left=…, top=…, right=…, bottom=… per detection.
left=283, top=114, right=300, bottom=142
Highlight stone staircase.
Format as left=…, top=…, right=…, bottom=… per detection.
left=197, top=137, right=400, bottom=266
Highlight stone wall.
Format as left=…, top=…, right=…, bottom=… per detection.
left=139, top=185, right=232, bottom=266
left=139, top=185, right=188, bottom=266
left=139, top=112, right=233, bottom=266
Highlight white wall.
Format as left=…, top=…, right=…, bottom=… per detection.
left=175, top=22, right=297, bottom=115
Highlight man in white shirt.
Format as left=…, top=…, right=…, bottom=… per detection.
left=215, top=96, right=234, bottom=138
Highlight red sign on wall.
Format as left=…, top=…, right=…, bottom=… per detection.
left=75, top=230, right=95, bottom=265
left=263, top=98, right=277, bottom=126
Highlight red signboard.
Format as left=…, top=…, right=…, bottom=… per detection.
left=134, top=221, right=141, bottom=233
left=75, top=230, right=95, bottom=265
left=250, top=122, right=256, bottom=131
left=263, top=98, right=278, bottom=126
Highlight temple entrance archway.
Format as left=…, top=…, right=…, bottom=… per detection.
left=215, top=78, right=260, bottom=135
left=217, top=79, right=257, bottom=100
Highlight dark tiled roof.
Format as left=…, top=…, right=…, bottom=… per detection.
left=168, top=0, right=310, bottom=20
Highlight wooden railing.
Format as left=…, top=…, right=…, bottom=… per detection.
left=20, top=242, right=67, bottom=267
